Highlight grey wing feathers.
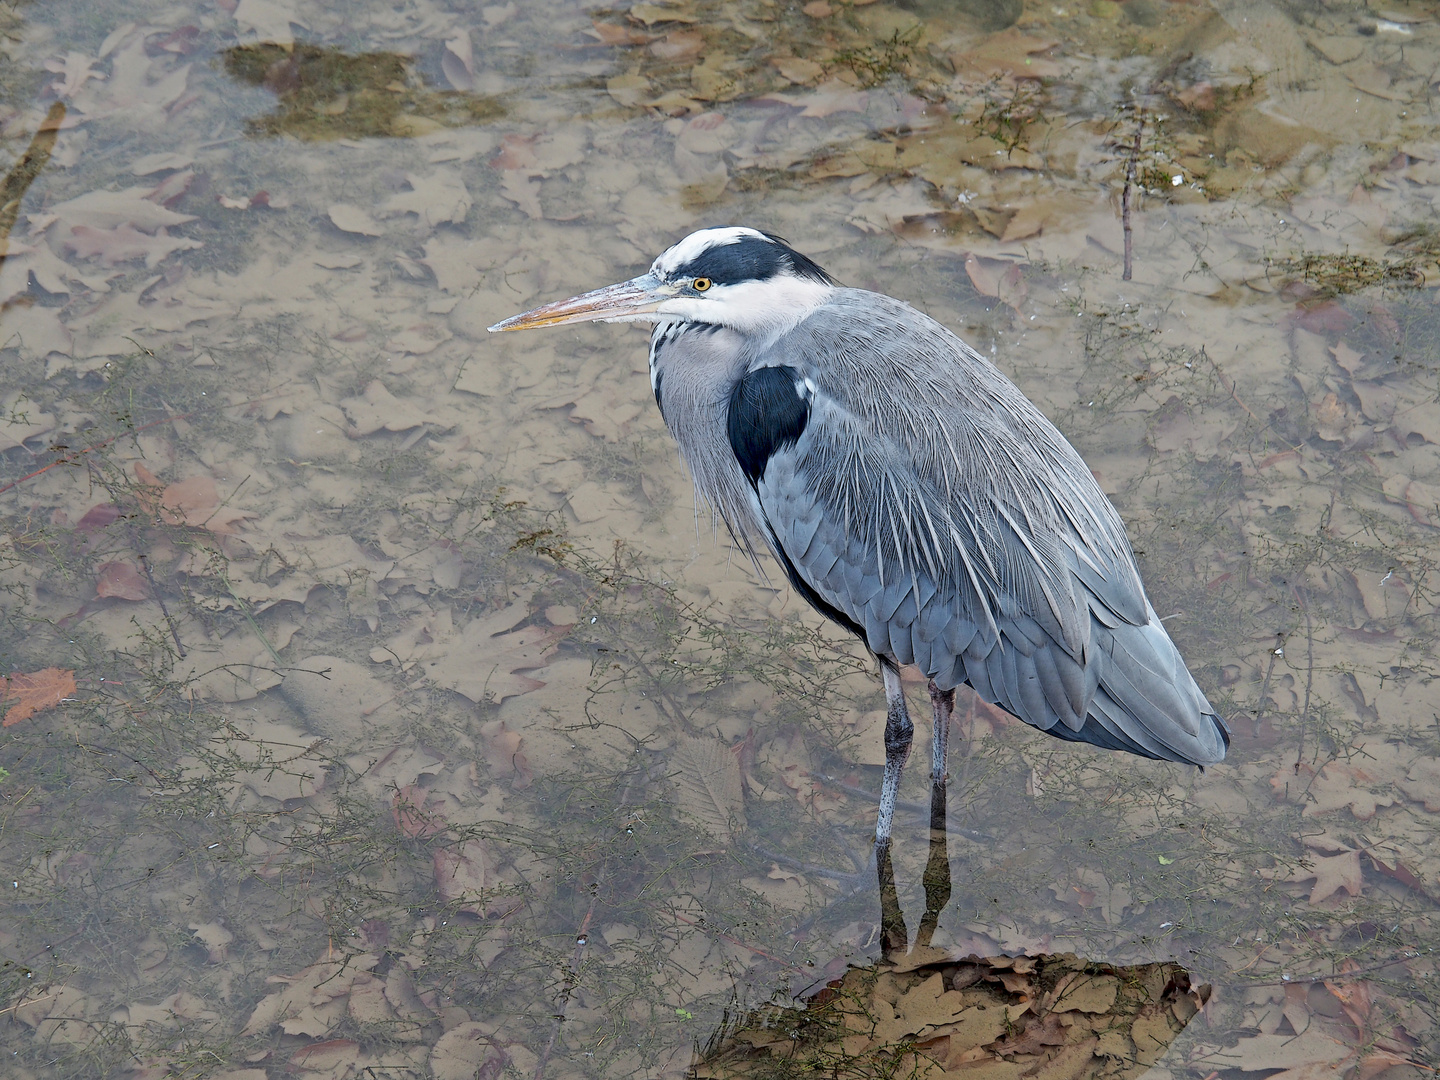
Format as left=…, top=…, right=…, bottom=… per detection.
left=751, top=291, right=1228, bottom=767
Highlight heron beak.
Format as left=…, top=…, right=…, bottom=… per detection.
left=487, top=273, right=672, bottom=332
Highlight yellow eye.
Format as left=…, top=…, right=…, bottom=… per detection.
left=692, top=277, right=712, bottom=292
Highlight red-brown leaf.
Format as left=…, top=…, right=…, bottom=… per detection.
left=392, top=784, right=447, bottom=838
left=96, top=561, right=149, bottom=601
left=75, top=504, right=122, bottom=531
left=589, top=20, right=649, bottom=46
left=2, top=667, right=77, bottom=727
left=491, top=134, right=539, bottom=171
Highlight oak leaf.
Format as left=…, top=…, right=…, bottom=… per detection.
left=62, top=223, right=201, bottom=267
left=45, top=185, right=196, bottom=232
left=381, top=169, right=472, bottom=228
left=1285, top=849, right=1365, bottom=904
left=761, top=79, right=870, bottom=118
left=2, top=667, right=77, bottom=726
left=491, top=133, right=539, bottom=171
left=1270, top=761, right=1397, bottom=820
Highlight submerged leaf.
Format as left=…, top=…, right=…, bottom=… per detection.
left=95, top=561, right=148, bottom=600
left=670, top=734, right=745, bottom=840
left=2, top=667, right=77, bottom=726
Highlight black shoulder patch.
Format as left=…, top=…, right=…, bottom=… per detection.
left=653, top=368, right=664, bottom=420
left=727, top=365, right=809, bottom=486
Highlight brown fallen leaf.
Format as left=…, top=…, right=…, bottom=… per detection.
left=44, top=185, right=197, bottom=232
left=1365, top=850, right=1428, bottom=894
left=392, top=783, right=448, bottom=838
left=1283, top=848, right=1365, bottom=905
left=606, top=73, right=651, bottom=107
left=433, top=839, right=519, bottom=918
left=964, top=253, right=1027, bottom=311
left=1270, top=761, right=1397, bottom=820
left=96, top=561, right=149, bottom=600
left=705, top=952, right=1206, bottom=1074
left=760, top=79, right=870, bottom=118
left=2, top=667, right=77, bottom=726
left=430, top=1022, right=507, bottom=1080
left=1397, top=756, right=1440, bottom=812
left=439, top=623, right=561, bottom=704
left=188, top=920, right=233, bottom=963
left=75, top=504, right=122, bottom=531
left=45, top=52, right=104, bottom=99
left=0, top=392, right=56, bottom=452
left=628, top=2, right=699, bottom=25
left=133, top=464, right=253, bottom=535
left=289, top=1039, right=362, bottom=1074
left=651, top=29, right=704, bottom=61
left=588, top=20, right=650, bottom=46
left=380, top=169, right=472, bottom=227
left=491, top=133, right=539, bottom=171
left=772, top=56, right=825, bottom=85
left=327, top=203, right=381, bottom=236
left=154, top=26, right=202, bottom=55
left=499, top=172, right=542, bottom=219
left=950, top=30, right=1062, bottom=81
left=671, top=733, right=746, bottom=840
left=340, top=379, right=433, bottom=434
left=62, top=223, right=202, bottom=267
left=1314, top=391, right=1352, bottom=442
left=479, top=719, right=533, bottom=789
left=346, top=972, right=395, bottom=1023
left=240, top=953, right=380, bottom=1038
left=992, top=1011, right=1070, bottom=1054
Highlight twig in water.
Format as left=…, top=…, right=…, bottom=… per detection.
left=747, top=842, right=865, bottom=887
left=138, top=553, right=185, bottom=659
left=1239, top=950, right=1429, bottom=986
left=1294, top=584, right=1313, bottom=772
left=1122, top=110, right=1144, bottom=281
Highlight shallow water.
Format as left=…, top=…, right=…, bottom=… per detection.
left=2, top=0, right=1439, bottom=1076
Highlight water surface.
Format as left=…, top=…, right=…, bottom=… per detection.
left=2, top=0, right=1439, bottom=1076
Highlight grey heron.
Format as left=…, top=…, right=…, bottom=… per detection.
left=491, top=227, right=1229, bottom=851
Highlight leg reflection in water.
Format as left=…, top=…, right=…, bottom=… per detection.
left=879, top=680, right=955, bottom=960
left=701, top=681, right=1214, bottom=1076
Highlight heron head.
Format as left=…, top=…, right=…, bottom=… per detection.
left=488, top=227, right=836, bottom=335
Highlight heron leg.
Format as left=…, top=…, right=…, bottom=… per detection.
left=915, top=680, right=954, bottom=947
left=875, top=660, right=913, bottom=849
left=929, top=680, right=954, bottom=784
